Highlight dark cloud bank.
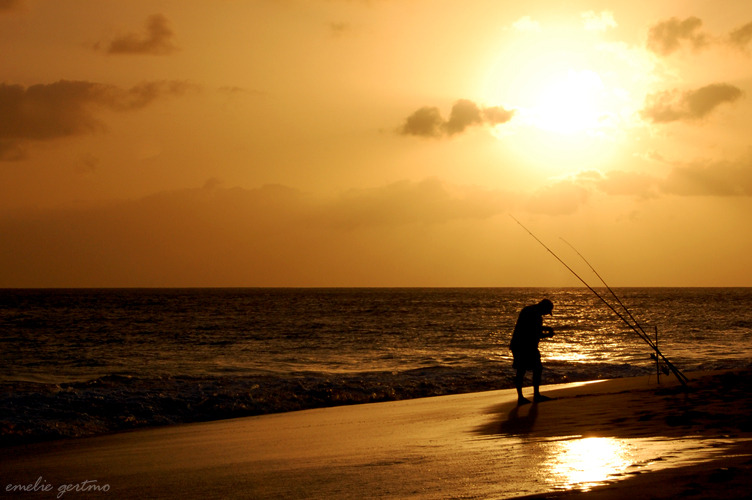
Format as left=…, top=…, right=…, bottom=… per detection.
left=4, top=153, right=752, bottom=287
left=0, top=79, right=192, bottom=161
left=0, top=179, right=514, bottom=287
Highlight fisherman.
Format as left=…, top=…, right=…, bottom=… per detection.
left=510, top=299, right=555, bottom=405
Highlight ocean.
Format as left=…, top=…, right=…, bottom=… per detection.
left=1, top=287, right=751, bottom=446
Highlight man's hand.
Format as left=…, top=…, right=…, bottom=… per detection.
left=542, top=327, right=554, bottom=338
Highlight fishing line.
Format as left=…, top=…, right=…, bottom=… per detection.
left=509, top=215, right=688, bottom=387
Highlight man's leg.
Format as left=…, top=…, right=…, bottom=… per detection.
left=532, top=367, right=552, bottom=402
left=515, top=368, right=530, bottom=405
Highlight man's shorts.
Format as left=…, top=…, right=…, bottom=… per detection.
left=512, top=348, right=542, bottom=370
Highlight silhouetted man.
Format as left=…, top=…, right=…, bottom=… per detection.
left=510, top=299, right=554, bottom=405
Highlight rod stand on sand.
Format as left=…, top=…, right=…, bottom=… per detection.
left=510, top=215, right=689, bottom=390
left=650, top=326, right=670, bottom=383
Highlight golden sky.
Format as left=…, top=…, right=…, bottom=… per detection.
left=2, top=0, right=752, bottom=287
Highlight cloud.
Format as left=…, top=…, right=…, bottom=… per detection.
left=582, top=11, right=617, bottom=31
left=0, top=179, right=520, bottom=286
left=483, top=106, right=516, bottom=126
left=218, top=86, right=267, bottom=98
left=328, top=22, right=354, bottom=37
left=0, top=79, right=192, bottom=160
left=640, top=83, right=743, bottom=123
left=596, top=153, right=752, bottom=198
left=646, top=16, right=711, bottom=55
left=0, top=81, right=108, bottom=141
left=105, top=14, right=178, bottom=55
left=607, top=157, right=752, bottom=198
left=110, top=80, right=195, bottom=110
left=568, top=152, right=752, bottom=199
left=321, top=178, right=512, bottom=229
left=399, top=99, right=515, bottom=139
left=660, top=158, right=752, bottom=196
left=646, top=17, right=752, bottom=55
left=29, top=165, right=752, bottom=286
left=6, top=175, right=635, bottom=286
left=512, top=16, right=540, bottom=33
left=400, top=106, right=444, bottom=138
left=728, top=21, right=752, bottom=51
left=444, top=99, right=483, bottom=136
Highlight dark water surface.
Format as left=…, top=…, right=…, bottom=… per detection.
left=1, top=288, right=751, bottom=445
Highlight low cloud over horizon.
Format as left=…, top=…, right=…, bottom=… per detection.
left=0, top=179, right=516, bottom=287
left=3, top=157, right=752, bottom=287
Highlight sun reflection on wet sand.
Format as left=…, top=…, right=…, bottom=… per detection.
left=542, top=437, right=631, bottom=491
left=531, top=436, right=747, bottom=493
left=467, top=432, right=748, bottom=499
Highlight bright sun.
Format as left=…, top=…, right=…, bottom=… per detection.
left=532, top=68, right=606, bottom=134
left=485, top=31, right=619, bottom=136
left=482, top=23, right=645, bottom=172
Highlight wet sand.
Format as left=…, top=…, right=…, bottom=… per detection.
left=2, top=370, right=751, bottom=499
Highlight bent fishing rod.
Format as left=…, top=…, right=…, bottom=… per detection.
left=509, top=215, right=688, bottom=388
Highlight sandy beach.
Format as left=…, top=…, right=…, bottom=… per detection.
left=3, top=370, right=751, bottom=500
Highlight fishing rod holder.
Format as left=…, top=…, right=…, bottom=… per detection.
left=648, top=325, right=670, bottom=383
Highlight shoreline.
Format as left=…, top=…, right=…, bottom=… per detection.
left=0, top=366, right=686, bottom=449
left=2, top=370, right=751, bottom=499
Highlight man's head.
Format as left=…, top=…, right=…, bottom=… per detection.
left=537, top=299, right=553, bottom=315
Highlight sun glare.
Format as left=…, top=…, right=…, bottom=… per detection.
left=483, top=23, right=642, bottom=172
left=532, top=69, right=605, bottom=134
left=485, top=31, right=619, bottom=137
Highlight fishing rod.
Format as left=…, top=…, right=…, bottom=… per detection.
left=509, top=215, right=688, bottom=388
left=560, top=238, right=651, bottom=339
left=509, top=215, right=654, bottom=348
left=560, top=238, right=689, bottom=385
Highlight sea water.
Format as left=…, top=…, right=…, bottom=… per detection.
left=1, top=288, right=751, bottom=444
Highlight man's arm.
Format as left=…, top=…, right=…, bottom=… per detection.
left=541, top=326, right=554, bottom=338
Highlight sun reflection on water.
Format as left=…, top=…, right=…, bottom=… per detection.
left=543, top=437, right=632, bottom=491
